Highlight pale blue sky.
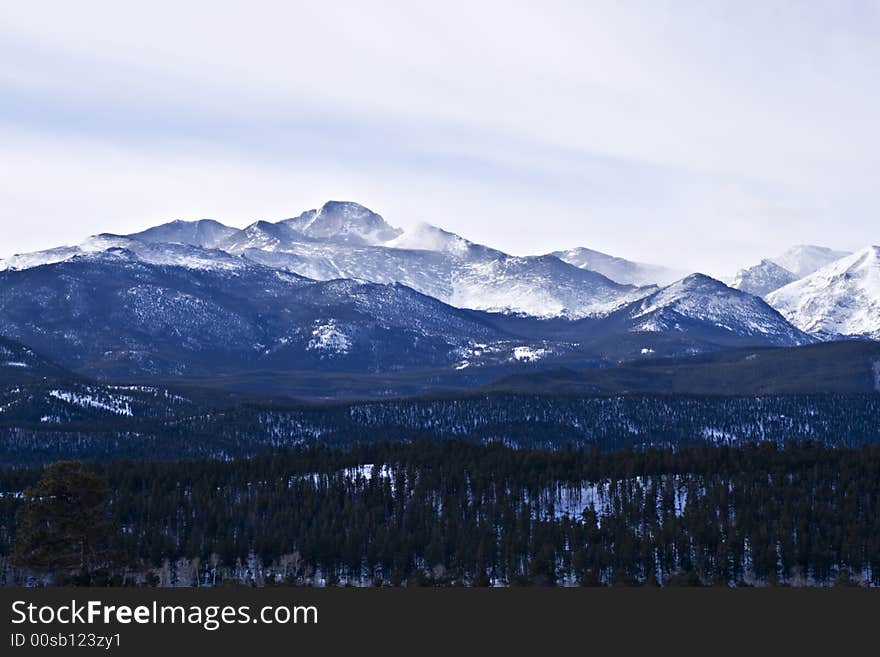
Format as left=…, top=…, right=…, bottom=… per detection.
left=1, top=1, right=878, bottom=276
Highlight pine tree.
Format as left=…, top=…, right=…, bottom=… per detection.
left=12, top=461, right=110, bottom=585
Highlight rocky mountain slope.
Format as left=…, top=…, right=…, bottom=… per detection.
left=766, top=246, right=880, bottom=340
left=730, top=259, right=798, bottom=298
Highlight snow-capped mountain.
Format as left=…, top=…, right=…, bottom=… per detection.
left=605, top=274, right=811, bottom=346
left=550, top=246, right=685, bottom=286
left=281, top=200, right=403, bottom=245
left=730, top=259, right=798, bottom=298
left=128, top=219, right=239, bottom=248
left=1, top=201, right=855, bottom=345
left=770, top=245, right=851, bottom=279
left=766, top=246, right=880, bottom=340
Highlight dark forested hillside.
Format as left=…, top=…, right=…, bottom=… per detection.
left=2, top=390, right=879, bottom=465
left=1, top=442, right=878, bottom=587
left=0, top=336, right=78, bottom=384
left=490, top=340, right=880, bottom=395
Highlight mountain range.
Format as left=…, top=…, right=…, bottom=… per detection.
left=2, top=202, right=652, bottom=319
left=0, top=200, right=876, bottom=395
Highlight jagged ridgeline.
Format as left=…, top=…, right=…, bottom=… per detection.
left=5, top=200, right=876, bottom=398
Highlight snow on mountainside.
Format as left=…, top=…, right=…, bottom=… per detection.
left=217, top=221, right=304, bottom=253
left=281, top=201, right=403, bottom=245
left=3, top=202, right=852, bottom=332
left=0, top=201, right=663, bottom=318
left=0, top=234, right=130, bottom=271
left=386, top=222, right=483, bottom=257
left=770, top=245, right=851, bottom=279
left=551, top=246, right=685, bottom=286
left=150, top=202, right=653, bottom=319
left=611, top=274, right=811, bottom=346
left=449, top=255, right=653, bottom=318
left=242, top=237, right=648, bottom=318
left=128, top=219, right=239, bottom=248
left=241, top=245, right=458, bottom=302
left=730, top=259, right=798, bottom=298
left=765, top=246, right=880, bottom=339
left=0, top=235, right=247, bottom=273
left=0, top=251, right=570, bottom=379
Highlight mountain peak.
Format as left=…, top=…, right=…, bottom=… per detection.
left=637, top=272, right=730, bottom=305
left=248, top=220, right=283, bottom=232
left=672, top=272, right=727, bottom=290
left=282, top=201, right=402, bottom=245
left=681, top=272, right=717, bottom=283
left=622, top=273, right=809, bottom=346
left=216, top=220, right=299, bottom=253
left=128, top=218, right=237, bottom=248
left=770, top=244, right=851, bottom=278
left=730, top=259, right=797, bottom=298
left=320, top=200, right=371, bottom=214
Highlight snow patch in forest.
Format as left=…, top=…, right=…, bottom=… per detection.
left=512, top=346, right=547, bottom=362
left=48, top=389, right=134, bottom=416
left=702, top=427, right=741, bottom=443
left=535, top=476, right=689, bottom=523
left=307, top=320, right=352, bottom=355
